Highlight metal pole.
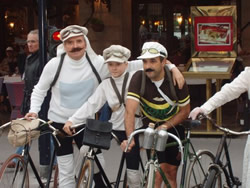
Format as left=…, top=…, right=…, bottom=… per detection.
left=38, top=0, right=47, bottom=67
left=38, top=0, right=51, bottom=178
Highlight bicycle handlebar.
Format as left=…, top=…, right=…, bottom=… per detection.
left=125, top=128, right=184, bottom=165
left=199, top=114, right=250, bottom=136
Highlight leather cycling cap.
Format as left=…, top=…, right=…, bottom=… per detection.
left=103, top=45, right=131, bottom=63
left=60, top=25, right=88, bottom=42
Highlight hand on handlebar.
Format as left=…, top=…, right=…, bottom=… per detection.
left=120, top=139, right=135, bottom=153
left=24, top=112, right=38, bottom=121
left=189, top=107, right=206, bottom=120
left=63, top=121, right=75, bottom=136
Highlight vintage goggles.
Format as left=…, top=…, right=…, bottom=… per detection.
left=141, top=48, right=166, bottom=57
left=61, top=27, right=83, bottom=41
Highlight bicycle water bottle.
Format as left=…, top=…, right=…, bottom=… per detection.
left=143, top=123, right=155, bottom=149
left=155, top=125, right=168, bottom=152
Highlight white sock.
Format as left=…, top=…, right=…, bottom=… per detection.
left=127, top=169, right=140, bottom=188
left=57, top=154, right=75, bottom=188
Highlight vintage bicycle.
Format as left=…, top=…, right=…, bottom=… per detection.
left=70, top=122, right=145, bottom=188
left=186, top=115, right=249, bottom=188
left=0, top=118, right=60, bottom=188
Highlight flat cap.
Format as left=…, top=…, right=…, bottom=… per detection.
left=103, top=45, right=131, bottom=63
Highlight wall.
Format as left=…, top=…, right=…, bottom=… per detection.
left=78, top=0, right=132, bottom=55
left=241, top=0, right=250, bottom=51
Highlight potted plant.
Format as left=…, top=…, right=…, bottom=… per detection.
left=90, top=17, right=105, bottom=32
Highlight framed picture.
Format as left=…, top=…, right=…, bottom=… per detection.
left=194, top=16, right=233, bottom=51
left=190, top=6, right=237, bottom=58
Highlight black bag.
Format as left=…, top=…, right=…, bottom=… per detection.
left=82, top=119, right=113, bottom=150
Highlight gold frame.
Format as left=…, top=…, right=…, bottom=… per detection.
left=183, top=57, right=236, bottom=79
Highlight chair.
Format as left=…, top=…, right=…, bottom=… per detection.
left=5, top=82, right=25, bottom=120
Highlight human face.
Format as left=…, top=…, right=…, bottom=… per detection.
left=107, top=61, right=128, bottom=78
left=143, top=57, right=165, bottom=81
left=27, top=33, right=39, bottom=53
left=63, top=35, right=86, bottom=60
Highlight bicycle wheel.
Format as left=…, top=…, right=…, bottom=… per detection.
left=185, top=149, right=221, bottom=188
left=0, top=154, right=29, bottom=187
left=76, top=157, right=94, bottom=188
left=53, top=164, right=59, bottom=188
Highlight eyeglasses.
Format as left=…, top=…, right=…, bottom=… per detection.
left=26, top=40, right=38, bottom=44
left=141, top=48, right=166, bottom=57
left=61, top=28, right=83, bottom=41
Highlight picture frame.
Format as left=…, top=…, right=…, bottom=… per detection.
left=190, top=6, right=237, bottom=58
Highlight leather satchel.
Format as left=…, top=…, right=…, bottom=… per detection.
left=8, top=119, right=40, bottom=147
left=82, top=119, right=113, bottom=150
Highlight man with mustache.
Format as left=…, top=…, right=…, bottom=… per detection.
left=121, top=42, right=190, bottom=188
left=25, top=25, right=185, bottom=187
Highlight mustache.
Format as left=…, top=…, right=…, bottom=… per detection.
left=145, top=68, right=154, bottom=72
left=70, top=47, right=83, bottom=52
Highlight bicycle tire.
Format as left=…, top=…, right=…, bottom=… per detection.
left=122, top=171, right=128, bottom=188
left=185, top=149, right=222, bottom=188
left=53, top=164, right=59, bottom=188
left=76, top=157, right=94, bottom=188
left=0, top=154, right=29, bottom=187
left=144, top=163, right=155, bottom=188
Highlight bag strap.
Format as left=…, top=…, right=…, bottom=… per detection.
left=50, top=53, right=66, bottom=88
left=110, top=72, right=129, bottom=106
left=86, top=52, right=102, bottom=84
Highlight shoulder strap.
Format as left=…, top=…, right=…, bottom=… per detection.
left=164, top=66, right=178, bottom=102
left=50, top=52, right=66, bottom=88
left=86, top=52, right=102, bottom=84
left=140, top=70, right=146, bottom=97
left=110, top=72, right=129, bottom=106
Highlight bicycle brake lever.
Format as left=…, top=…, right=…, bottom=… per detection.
left=52, top=132, right=61, bottom=147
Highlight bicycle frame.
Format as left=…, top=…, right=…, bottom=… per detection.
left=18, top=137, right=57, bottom=188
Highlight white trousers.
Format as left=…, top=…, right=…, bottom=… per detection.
left=57, top=154, right=75, bottom=188
left=242, top=135, right=250, bottom=188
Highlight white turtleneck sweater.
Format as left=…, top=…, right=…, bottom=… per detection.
left=68, top=71, right=142, bottom=131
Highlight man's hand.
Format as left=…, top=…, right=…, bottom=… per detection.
left=171, top=67, right=185, bottom=89
left=24, top=112, right=38, bottom=121
left=120, top=139, right=135, bottom=152
left=63, top=121, right=74, bottom=136
left=189, top=107, right=206, bottom=120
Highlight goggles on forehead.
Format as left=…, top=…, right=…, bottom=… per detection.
left=141, top=48, right=166, bottom=57
left=61, top=28, right=84, bottom=40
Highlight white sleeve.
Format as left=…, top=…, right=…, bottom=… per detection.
left=201, top=68, right=249, bottom=114
left=68, top=83, right=107, bottom=124
left=166, top=63, right=176, bottom=70
left=127, top=60, right=143, bottom=71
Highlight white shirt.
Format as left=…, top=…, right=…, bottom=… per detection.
left=201, top=67, right=250, bottom=114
